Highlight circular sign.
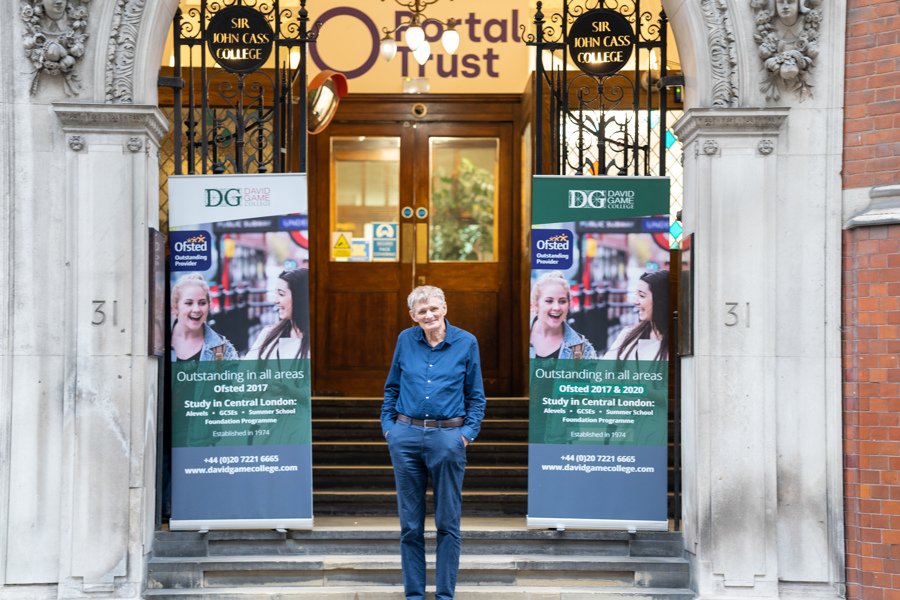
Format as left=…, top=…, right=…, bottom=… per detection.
left=567, top=9, right=635, bottom=76
left=415, top=207, right=428, bottom=219
left=401, top=206, right=414, bottom=219
left=206, top=6, right=274, bottom=73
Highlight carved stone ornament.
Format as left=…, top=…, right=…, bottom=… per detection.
left=702, top=0, right=740, bottom=108
left=21, top=0, right=91, bottom=96
left=54, top=104, right=169, bottom=142
left=105, top=0, right=146, bottom=103
left=758, top=139, right=775, bottom=155
left=673, top=111, right=790, bottom=143
left=127, top=136, right=143, bottom=152
left=751, top=0, right=822, bottom=101
left=68, top=135, right=85, bottom=151
left=703, top=140, right=720, bottom=156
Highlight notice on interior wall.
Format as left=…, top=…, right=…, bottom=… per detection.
left=527, top=175, right=671, bottom=531
left=168, top=173, right=313, bottom=530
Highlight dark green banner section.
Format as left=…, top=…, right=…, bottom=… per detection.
left=529, top=358, right=667, bottom=446
left=532, top=175, right=669, bottom=225
left=172, top=358, right=311, bottom=448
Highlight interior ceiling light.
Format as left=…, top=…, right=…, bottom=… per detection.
left=412, top=40, right=432, bottom=66
left=379, top=0, right=459, bottom=63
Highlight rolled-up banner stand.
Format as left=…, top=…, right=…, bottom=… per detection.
left=168, top=174, right=312, bottom=530
left=528, top=175, right=670, bottom=531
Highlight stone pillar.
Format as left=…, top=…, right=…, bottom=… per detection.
left=50, top=103, right=167, bottom=598
left=674, top=108, right=844, bottom=599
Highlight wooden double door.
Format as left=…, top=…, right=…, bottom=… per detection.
left=310, top=96, right=522, bottom=397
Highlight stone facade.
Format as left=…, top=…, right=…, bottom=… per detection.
left=0, top=0, right=856, bottom=598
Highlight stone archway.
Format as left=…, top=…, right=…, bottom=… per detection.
left=0, top=0, right=842, bottom=597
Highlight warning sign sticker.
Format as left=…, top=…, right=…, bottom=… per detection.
left=332, top=232, right=352, bottom=259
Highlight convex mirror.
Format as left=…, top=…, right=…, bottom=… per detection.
left=307, top=70, right=348, bottom=135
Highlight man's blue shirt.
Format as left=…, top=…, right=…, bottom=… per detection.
left=381, top=321, right=486, bottom=442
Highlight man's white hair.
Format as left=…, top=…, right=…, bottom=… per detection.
left=407, top=285, right=446, bottom=310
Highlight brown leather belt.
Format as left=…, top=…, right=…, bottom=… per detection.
left=397, top=414, right=464, bottom=428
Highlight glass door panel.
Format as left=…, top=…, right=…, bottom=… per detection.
left=428, top=138, right=500, bottom=262
left=413, top=122, right=512, bottom=393
left=330, top=136, right=400, bottom=262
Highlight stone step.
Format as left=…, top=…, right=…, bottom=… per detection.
left=313, top=465, right=527, bottom=490
left=145, top=584, right=696, bottom=599
left=312, top=441, right=527, bottom=465
left=311, top=398, right=530, bottom=420
left=153, top=527, right=684, bottom=559
left=313, top=490, right=527, bottom=517
left=310, top=441, right=679, bottom=466
left=310, top=491, right=677, bottom=518
left=312, top=419, right=529, bottom=442
left=147, top=554, right=690, bottom=590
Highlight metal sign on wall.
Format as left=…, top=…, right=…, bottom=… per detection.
left=566, top=8, right=635, bottom=76
left=206, top=5, right=274, bottom=73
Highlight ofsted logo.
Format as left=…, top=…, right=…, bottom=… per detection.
left=535, top=232, right=570, bottom=251
left=173, top=233, right=208, bottom=253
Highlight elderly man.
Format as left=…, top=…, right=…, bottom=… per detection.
left=381, top=285, right=486, bottom=600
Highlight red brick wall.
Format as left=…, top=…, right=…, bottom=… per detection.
left=843, top=224, right=900, bottom=600
left=843, top=0, right=900, bottom=190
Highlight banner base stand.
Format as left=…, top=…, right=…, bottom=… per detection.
left=170, top=517, right=314, bottom=531
left=526, top=516, right=668, bottom=532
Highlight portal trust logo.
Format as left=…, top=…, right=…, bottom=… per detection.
left=568, top=188, right=635, bottom=210
left=170, top=230, right=212, bottom=271
left=532, top=228, right=573, bottom=270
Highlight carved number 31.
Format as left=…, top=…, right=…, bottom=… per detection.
left=724, top=302, right=749, bottom=327
left=92, top=300, right=118, bottom=326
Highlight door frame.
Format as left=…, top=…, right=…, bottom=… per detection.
left=308, top=94, right=526, bottom=396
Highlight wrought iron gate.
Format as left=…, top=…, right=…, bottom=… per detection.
left=158, top=0, right=316, bottom=178
left=525, top=0, right=683, bottom=179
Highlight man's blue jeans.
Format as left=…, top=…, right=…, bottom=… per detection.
left=387, top=420, right=467, bottom=600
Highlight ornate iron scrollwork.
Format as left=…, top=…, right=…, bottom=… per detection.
left=164, top=0, right=320, bottom=175
left=525, top=0, right=676, bottom=178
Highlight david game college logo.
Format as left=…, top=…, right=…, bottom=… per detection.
left=205, top=187, right=272, bottom=208
left=205, top=188, right=242, bottom=207
left=532, top=229, right=573, bottom=270
left=568, top=189, right=635, bottom=210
